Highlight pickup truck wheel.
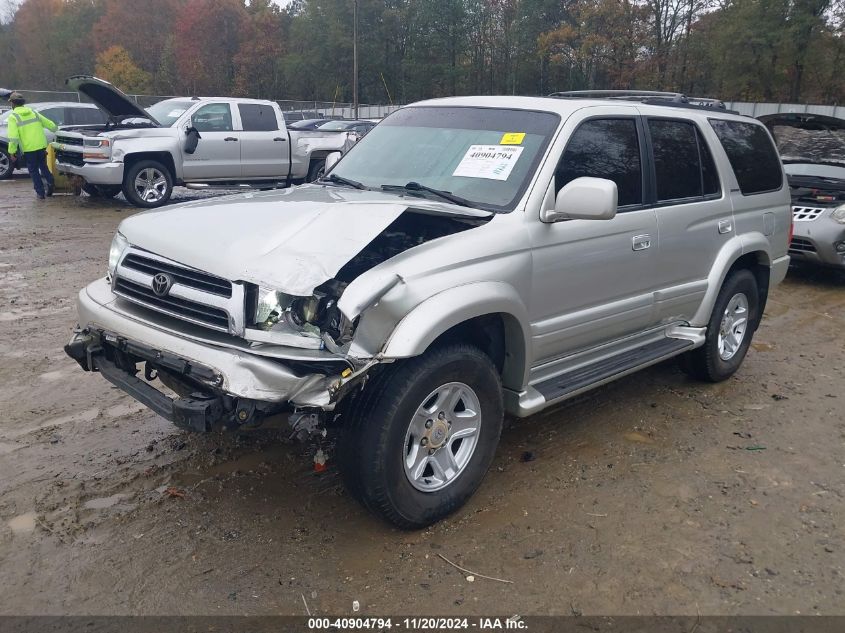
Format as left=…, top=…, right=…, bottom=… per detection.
left=337, top=343, right=504, bottom=529
left=0, top=148, right=13, bottom=180
left=82, top=184, right=121, bottom=198
left=307, top=159, right=326, bottom=183
left=123, top=160, right=173, bottom=208
left=680, top=269, right=759, bottom=382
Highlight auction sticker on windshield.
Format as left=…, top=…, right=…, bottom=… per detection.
left=453, top=145, right=524, bottom=181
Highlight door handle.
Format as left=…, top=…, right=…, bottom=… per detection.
left=718, top=219, right=733, bottom=234
left=273, top=137, right=286, bottom=142
left=224, top=137, right=238, bottom=142
left=632, top=234, right=652, bottom=251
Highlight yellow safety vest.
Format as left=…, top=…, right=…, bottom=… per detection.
left=7, top=106, right=57, bottom=154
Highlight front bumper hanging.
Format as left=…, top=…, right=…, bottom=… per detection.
left=66, top=329, right=257, bottom=432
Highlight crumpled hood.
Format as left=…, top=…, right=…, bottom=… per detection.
left=118, top=185, right=490, bottom=296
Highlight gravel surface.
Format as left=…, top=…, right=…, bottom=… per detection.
left=1, top=176, right=844, bottom=615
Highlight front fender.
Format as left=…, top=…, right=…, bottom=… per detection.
left=381, top=281, right=531, bottom=390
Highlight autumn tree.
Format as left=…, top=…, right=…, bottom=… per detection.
left=95, top=45, right=152, bottom=94
left=91, top=0, right=185, bottom=93
left=233, top=0, right=286, bottom=98
left=173, top=0, right=247, bottom=96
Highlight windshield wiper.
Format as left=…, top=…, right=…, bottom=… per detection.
left=321, top=173, right=367, bottom=190
left=381, top=181, right=474, bottom=208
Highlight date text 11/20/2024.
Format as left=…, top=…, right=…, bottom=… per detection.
left=307, top=617, right=527, bottom=630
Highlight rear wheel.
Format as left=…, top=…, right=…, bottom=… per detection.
left=307, top=159, right=326, bottom=183
left=0, top=148, right=13, bottom=180
left=82, top=183, right=121, bottom=198
left=122, top=160, right=173, bottom=208
left=337, top=343, right=504, bottom=529
left=680, top=269, right=759, bottom=382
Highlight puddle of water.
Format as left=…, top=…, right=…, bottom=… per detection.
left=624, top=431, right=655, bottom=444
left=39, top=370, right=70, bottom=382
left=83, top=493, right=132, bottom=510
left=1, top=407, right=100, bottom=440
left=0, top=441, right=20, bottom=455
left=105, top=401, right=148, bottom=419
left=8, top=511, right=37, bottom=534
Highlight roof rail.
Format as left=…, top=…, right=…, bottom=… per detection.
left=550, top=90, right=687, bottom=101
left=548, top=90, right=731, bottom=112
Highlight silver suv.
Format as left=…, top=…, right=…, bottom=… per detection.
left=65, top=95, right=791, bottom=528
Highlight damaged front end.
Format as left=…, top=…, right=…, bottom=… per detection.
left=66, top=191, right=489, bottom=434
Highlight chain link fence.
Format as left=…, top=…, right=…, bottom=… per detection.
left=2, top=89, right=400, bottom=119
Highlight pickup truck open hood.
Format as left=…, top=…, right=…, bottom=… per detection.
left=118, top=185, right=491, bottom=297
left=66, top=75, right=159, bottom=124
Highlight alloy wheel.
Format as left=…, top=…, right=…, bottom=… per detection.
left=403, top=381, right=481, bottom=492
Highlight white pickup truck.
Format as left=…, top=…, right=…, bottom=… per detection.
left=53, top=76, right=356, bottom=208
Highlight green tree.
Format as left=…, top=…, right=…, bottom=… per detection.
left=95, top=45, right=152, bottom=93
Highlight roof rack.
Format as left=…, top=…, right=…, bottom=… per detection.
left=549, top=90, right=731, bottom=112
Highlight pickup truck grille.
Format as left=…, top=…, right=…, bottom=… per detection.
left=55, top=150, right=84, bottom=167
left=122, top=253, right=232, bottom=298
left=55, top=134, right=83, bottom=146
left=113, top=249, right=244, bottom=335
left=791, top=206, right=826, bottom=222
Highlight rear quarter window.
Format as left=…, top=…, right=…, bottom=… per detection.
left=709, top=119, right=783, bottom=195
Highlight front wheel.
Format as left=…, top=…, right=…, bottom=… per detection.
left=122, top=160, right=173, bottom=208
left=0, top=148, right=13, bottom=180
left=337, top=344, right=504, bottom=529
left=680, top=269, right=759, bottom=382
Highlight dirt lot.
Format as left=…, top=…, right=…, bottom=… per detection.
left=1, top=176, right=843, bottom=616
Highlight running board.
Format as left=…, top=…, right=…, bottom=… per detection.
left=185, top=182, right=285, bottom=190
left=533, top=337, right=693, bottom=403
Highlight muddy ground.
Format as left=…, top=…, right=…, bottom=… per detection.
left=1, top=176, right=843, bottom=616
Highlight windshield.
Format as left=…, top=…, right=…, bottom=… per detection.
left=329, top=106, right=560, bottom=211
left=318, top=120, right=356, bottom=131
left=771, top=123, right=845, bottom=165
left=146, top=99, right=194, bottom=127
left=0, top=110, right=10, bottom=125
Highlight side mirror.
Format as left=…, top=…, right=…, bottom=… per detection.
left=183, top=126, right=201, bottom=155
left=541, top=177, right=618, bottom=223
left=324, top=151, right=342, bottom=173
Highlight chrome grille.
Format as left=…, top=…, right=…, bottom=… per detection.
left=55, top=134, right=83, bottom=146
left=113, top=248, right=244, bottom=334
left=55, top=150, right=84, bottom=167
left=115, top=278, right=230, bottom=330
left=122, top=253, right=232, bottom=297
left=789, top=237, right=817, bottom=254
left=792, top=206, right=826, bottom=222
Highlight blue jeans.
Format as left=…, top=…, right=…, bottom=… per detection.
left=24, top=149, right=53, bottom=197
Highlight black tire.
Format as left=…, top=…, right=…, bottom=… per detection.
left=337, top=343, right=504, bottom=529
left=0, top=147, right=13, bottom=180
left=82, top=183, right=121, bottom=198
left=306, top=159, right=326, bottom=183
left=122, top=159, right=173, bottom=208
left=680, top=269, right=759, bottom=382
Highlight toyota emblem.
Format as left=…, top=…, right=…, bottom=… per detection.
left=151, top=272, right=173, bottom=297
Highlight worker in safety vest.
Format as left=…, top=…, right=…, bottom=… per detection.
left=7, top=92, right=57, bottom=199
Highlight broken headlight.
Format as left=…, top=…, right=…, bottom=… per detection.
left=108, top=232, right=129, bottom=278
left=248, top=286, right=347, bottom=349
left=832, top=204, right=845, bottom=225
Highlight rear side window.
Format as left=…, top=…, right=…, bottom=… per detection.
left=709, top=119, right=783, bottom=194
left=648, top=119, right=721, bottom=201
left=238, top=104, right=279, bottom=131
left=68, top=107, right=107, bottom=125
left=556, top=118, right=642, bottom=207
left=38, top=107, right=65, bottom=125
